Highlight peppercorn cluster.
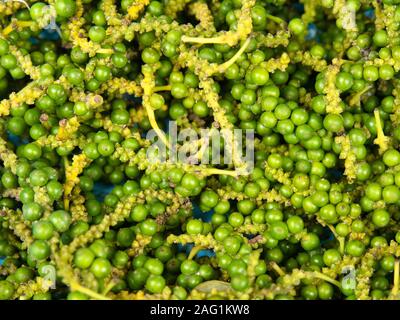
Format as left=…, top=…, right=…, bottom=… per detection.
left=1, top=0, right=400, bottom=301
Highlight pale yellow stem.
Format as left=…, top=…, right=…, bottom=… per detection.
left=63, top=156, right=70, bottom=211
left=188, top=245, right=205, bottom=260
left=314, top=271, right=342, bottom=288
left=181, top=35, right=229, bottom=44
left=143, top=103, right=171, bottom=149
left=70, top=281, right=111, bottom=300
left=373, top=109, right=390, bottom=154
left=2, top=21, right=35, bottom=36
left=97, top=48, right=114, bottom=55
left=270, top=262, right=285, bottom=277
left=199, top=168, right=239, bottom=177
left=327, top=224, right=345, bottom=255
left=349, top=84, right=372, bottom=107
left=102, top=281, right=117, bottom=295
left=218, top=37, right=251, bottom=73
left=154, top=85, right=171, bottom=92
left=266, top=14, right=286, bottom=25
left=392, top=260, right=399, bottom=296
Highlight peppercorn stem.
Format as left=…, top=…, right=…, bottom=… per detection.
left=102, top=281, right=117, bottom=295
left=266, top=14, right=286, bottom=26
left=392, top=260, right=399, bottom=296
left=154, top=85, right=171, bottom=92
left=70, top=281, right=111, bottom=300
left=188, top=245, right=205, bottom=260
left=143, top=103, right=171, bottom=149
left=218, top=37, right=251, bottom=73
left=374, top=109, right=390, bottom=154
left=197, top=167, right=239, bottom=177
left=2, top=21, right=35, bottom=36
left=97, top=48, right=114, bottom=55
left=349, top=84, right=372, bottom=107
left=63, top=156, right=70, bottom=211
left=327, top=224, right=345, bottom=254
left=270, top=262, right=285, bottom=276
left=339, top=238, right=345, bottom=255
left=313, top=272, right=341, bottom=288
left=181, top=35, right=230, bottom=44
